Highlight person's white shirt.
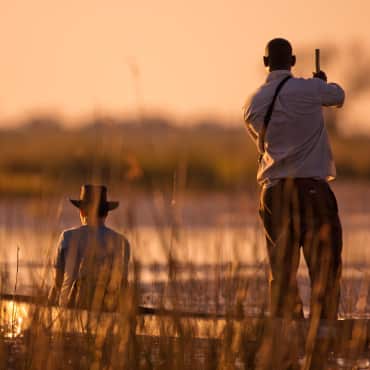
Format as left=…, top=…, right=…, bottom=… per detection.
left=54, top=224, right=130, bottom=309
left=244, top=70, right=345, bottom=187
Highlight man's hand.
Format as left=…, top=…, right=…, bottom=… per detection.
left=313, top=70, right=327, bottom=82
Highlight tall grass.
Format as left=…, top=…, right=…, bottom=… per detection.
left=0, top=188, right=268, bottom=370
left=1, top=187, right=370, bottom=370
left=1, top=120, right=370, bottom=369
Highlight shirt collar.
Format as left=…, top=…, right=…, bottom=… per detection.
left=266, top=70, right=292, bottom=83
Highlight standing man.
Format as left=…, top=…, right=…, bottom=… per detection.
left=50, top=184, right=130, bottom=312
left=244, top=38, right=345, bottom=321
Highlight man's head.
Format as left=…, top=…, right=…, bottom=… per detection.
left=70, top=184, right=119, bottom=225
left=263, top=38, right=296, bottom=71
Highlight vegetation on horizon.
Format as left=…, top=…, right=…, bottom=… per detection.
left=0, top=116, right=370, bottom=196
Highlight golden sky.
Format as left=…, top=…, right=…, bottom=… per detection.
left=0, top=0, right=369, bottom=125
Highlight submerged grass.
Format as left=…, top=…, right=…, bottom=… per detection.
left=0, top=180, right=264, bottom=369
left=1, top=189, right=370, bottom=370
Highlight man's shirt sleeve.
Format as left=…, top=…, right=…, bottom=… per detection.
left=244, top=96, right=265, bottom=151
left=49, top=232, right=67, bottom=302
left=55, top=232, right=67, bottom=270
left=315, top=78, right=345, bottom=107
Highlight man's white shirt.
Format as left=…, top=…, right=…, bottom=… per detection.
left=55, top=225, right=130, bottom=306
left=244, top=70, right=345, bottom=187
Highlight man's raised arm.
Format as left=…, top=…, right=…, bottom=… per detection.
left=314, top=72, right=345, bottom=107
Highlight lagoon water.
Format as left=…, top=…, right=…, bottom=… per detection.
left=1, top=180, right=370, bottom=316
left=1, top=182, right=370, bottom=370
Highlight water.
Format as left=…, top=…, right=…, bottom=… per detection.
left=1, top=182, right=370, bottom=369
left=1, top=182, right=370, bottom=315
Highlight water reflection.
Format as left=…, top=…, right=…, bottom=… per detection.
left=0, top=298, right=234, bottom=338
left=0, top=301, right=28, bottom=338
left=2, top=298, right=370, bottom=370
left=331, top=356, right=370, bottom=369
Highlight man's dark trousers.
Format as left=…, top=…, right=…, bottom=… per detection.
left=259, top=178, right=342, bottom=320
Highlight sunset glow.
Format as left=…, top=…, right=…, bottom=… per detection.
left=0, top=0, right=369, bottom=125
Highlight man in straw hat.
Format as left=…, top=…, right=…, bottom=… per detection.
left=244, top=38, right=344, bottom=321
left=50, top=184, right=130, bottom=311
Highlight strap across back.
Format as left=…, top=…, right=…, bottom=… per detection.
left=259, top=75, right=292, bottom=162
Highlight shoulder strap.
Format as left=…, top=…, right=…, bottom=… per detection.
left=259, top=75, right=292, bottom=158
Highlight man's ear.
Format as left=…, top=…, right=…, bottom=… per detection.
left=291, top=55, right=296, bottom=67
left=263, top=56, right=269, bottom=67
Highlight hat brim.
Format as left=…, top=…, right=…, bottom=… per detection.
left=69, top=199, right=119, bottom=212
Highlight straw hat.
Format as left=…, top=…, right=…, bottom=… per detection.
left=70, top=184, right=119, bottom=213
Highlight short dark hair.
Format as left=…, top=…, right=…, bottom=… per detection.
left=264, top=38, right=294, bottom=69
